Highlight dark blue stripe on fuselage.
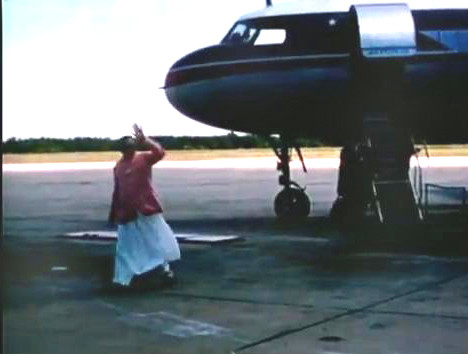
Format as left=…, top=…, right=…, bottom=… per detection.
left=165, top=52, right=349, bottom=88
left=165, top=48, right=467, bottom=88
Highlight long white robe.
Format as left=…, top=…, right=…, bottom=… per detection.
left=113, top=213, right=180, bottom=286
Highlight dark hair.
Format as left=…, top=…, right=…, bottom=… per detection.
left=115, top=136, right=136, bottom=152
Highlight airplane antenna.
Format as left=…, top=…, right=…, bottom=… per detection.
left=266, top=0, right=272, bottom=6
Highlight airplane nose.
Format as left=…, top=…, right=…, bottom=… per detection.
left=163, top=48, right=210, bottom=117
left=164, top=59, right=184, bottom=89
left=164, top=51, right=197, bottom=89
left=164, top=45, right=227, bottom=88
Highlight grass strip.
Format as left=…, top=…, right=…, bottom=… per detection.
left=3, top=145, right=467, bottom=164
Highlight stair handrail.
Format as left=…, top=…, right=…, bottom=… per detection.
left=409, top=139, right=425, bottom=220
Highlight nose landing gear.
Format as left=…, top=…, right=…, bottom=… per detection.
left=274, top=184, right=311, bottom=220
left=272, top=139, right=311, bottom=220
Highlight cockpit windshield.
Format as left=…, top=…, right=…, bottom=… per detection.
left=221, top=14, right=349, bottom=53
left=223, top=23, right=258, bottom=45
left=222, top=22, right=286, bottom=46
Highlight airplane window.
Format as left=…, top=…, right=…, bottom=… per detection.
left=231, top=24, right=247, bottom=37
left=224, top=23, right=258, bottom=45
left=254, top=29, right=286, bottom=46
left=413, top=9, right=468, bottom=53
left=245, top=28, right=257, bottom=43
left=222, top=14, right=349, bottom=52
left=421, top=30, right=468, bottom=52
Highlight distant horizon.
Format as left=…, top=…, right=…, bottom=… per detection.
left=3, top=132, right=243, bottom=142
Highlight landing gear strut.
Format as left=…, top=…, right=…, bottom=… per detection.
left=271, top=138, right=311, bottom=220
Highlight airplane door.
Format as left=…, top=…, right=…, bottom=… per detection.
left=349, top=3, right=416, bottom=59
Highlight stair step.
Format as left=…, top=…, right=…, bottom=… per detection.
left=363, top=116, right=422, bottom=224
left=374, top=180, right=422, bottom=224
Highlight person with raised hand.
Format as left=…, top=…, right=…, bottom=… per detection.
left=109, top=124, right=180, bottom=288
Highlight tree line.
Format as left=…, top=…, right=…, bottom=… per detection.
left=3, top=135, right=326, bottom=153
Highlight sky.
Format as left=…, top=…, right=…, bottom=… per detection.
left=3, top=0, right=286, bottom=139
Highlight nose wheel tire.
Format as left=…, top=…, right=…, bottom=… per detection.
left=274, top=187, right=311, bottom=220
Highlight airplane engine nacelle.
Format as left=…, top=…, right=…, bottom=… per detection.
left=350, top=3, right=416, bottom=59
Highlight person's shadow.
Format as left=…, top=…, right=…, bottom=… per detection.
left=103, top=267, right=177, bottom=295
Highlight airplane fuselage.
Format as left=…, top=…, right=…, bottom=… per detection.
left=165, top=2, right=468, bottom=143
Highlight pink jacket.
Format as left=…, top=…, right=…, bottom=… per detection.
left=110, top=147, right=165, bottom=224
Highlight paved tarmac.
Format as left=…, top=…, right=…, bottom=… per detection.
left=3, top=162, right=468, bottom=354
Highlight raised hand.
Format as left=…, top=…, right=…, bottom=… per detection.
left=132, top=124, right=145, bottom=144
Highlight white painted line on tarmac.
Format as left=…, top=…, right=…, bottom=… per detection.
left=98, top=300, right=246, bottom=342
left=3, top=156, right=468, bottom=172
left=3, top=161, right=116, bottom=172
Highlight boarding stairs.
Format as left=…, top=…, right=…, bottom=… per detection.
left=363, top=116, right=423, bottom=224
